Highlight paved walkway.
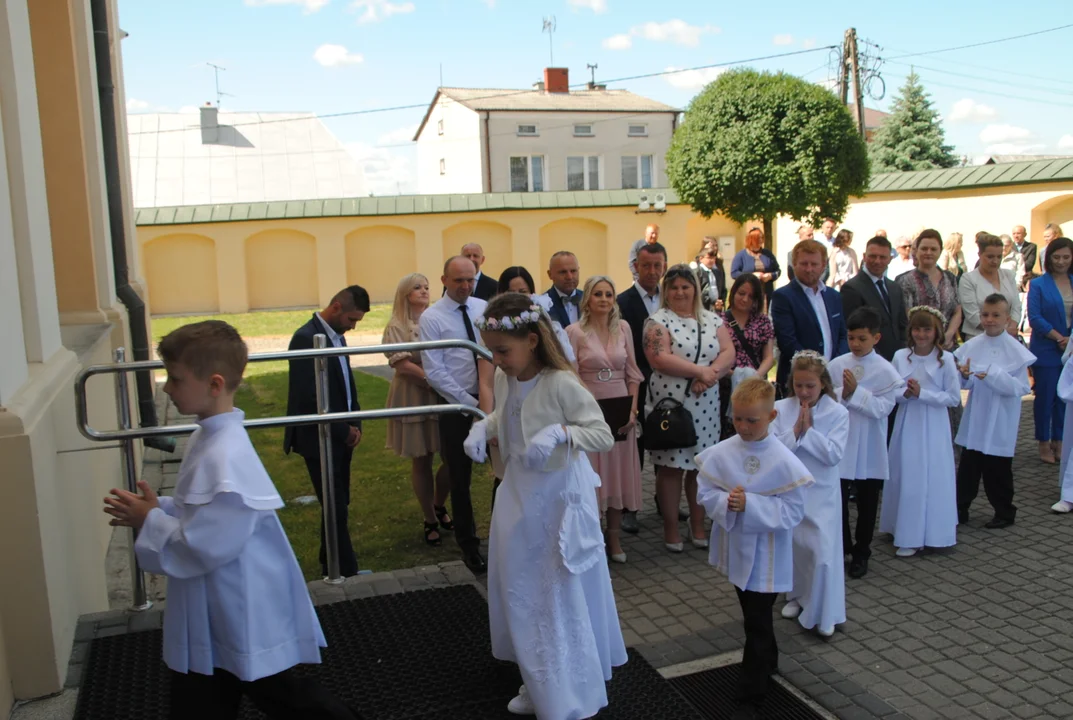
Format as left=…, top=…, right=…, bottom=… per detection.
left=70, top=371, right=1072, bottom=720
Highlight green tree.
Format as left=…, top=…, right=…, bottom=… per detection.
left=666, top=69, right=869, bottom=243
left=868, top=71, right=957, bottom=172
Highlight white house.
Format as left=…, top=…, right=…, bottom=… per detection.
left=413, top=68, right=679, bottom=195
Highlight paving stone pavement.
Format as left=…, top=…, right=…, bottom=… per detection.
left=91, top=377, right=1072, bottom=720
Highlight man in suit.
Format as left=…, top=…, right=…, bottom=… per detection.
left=284, top=285, right=370, bottom=578
left=461, top=243, right=498, bottom=300
left=841, top=236, right=908, bottom=362
left=1012, top=225, right=1037, bottom=274
left=695, top=246, right=726, bottom=311
left=628, top=223, right=660, bottom=281
left=545, top=251, right=582, bottom=327
left=771, top=239, right=850, bottom=388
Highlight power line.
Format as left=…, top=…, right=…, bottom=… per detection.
left=885, top=22, right=1073, bottom=60
left=128, top=45, right=836, bottom=136
left=885, top=60, right=1073, bottom=95
left=881, top=47, right=1073, bottom=87
left=883, top=72, right=1073, bottom=109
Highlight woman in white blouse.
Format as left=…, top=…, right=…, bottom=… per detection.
left=958, top=232, right=1022, bottom=340
left=827, top=229, right=859, bottom=291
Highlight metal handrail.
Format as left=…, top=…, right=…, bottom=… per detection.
left=76, top=337, right=491, bottom=609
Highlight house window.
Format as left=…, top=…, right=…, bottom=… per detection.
left=567, top=156, right=600, bottom=191
left=573, top=124, right=594, bottom=137
left=439, top=158, right=446, bottom=175
left=437, top=118, right=444, bottom=135
left=509, top=155, right=545, bottom=192
left=627, top=124, right=648, bottom=137
left=517, top=124, right=538, bottom=136
left=621, top=155, right=653, bottom=189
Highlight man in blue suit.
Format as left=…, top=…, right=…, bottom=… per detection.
left=771, top=239, right=850, bottom=387
left=545, top=250, right=582, bottom=327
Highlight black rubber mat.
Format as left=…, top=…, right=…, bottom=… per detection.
left=73, top=584, right=702, bottom=719
left=668, top=663, right=826, bottom=719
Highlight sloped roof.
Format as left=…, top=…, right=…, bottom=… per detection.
left=414, top=87, right=679, bottom=140
left=984, top=154, right=1073, bottom=165
left=127, top=112, right=366, bottom=208
left=869, top=157, right=1073, bottom=193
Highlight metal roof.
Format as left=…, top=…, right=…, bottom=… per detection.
left=134, top=160, right=1073, bottom=227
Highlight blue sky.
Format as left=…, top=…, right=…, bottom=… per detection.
left=118, top=0, right=1073, bottom=194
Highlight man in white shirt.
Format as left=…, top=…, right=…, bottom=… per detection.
left=419, top=257, right=491, bottom=573
left=628, top=223, right=660, bottom=282
left=816, top=218, right=836, bottom=248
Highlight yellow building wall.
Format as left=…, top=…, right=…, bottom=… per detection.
left=245, top=229, right=319, bottom=310
left=442, top=220, right=513, bottom=275
left=346, top=226, right=417, bottom=302
left=144, top=234, right=220, bottom=314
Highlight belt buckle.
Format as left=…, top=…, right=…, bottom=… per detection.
left=597, top=368, right=613, bottom=382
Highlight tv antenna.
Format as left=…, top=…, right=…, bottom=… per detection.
left=206, top=63, right=234, bottom=108
left=587, top=63, right=598, bottom=85
left=542, top=16, right=556, bottom=66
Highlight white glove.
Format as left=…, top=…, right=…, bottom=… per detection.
left=522, top=424, right=568, bottom=470
left=463, top=420, right=489, bottom=463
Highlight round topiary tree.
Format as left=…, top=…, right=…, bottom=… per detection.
left=666, top=68, right=870, bottom=243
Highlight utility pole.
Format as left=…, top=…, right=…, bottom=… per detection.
left=837, top=30, right=851, bottom=106
left=846, top=28, right=866, bottom=137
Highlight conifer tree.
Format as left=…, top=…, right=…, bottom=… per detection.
left=869, top=71, right=957, bottom=172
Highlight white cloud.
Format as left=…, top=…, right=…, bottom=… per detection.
left=985, top=142, right=1046, bottom=155
left=568, top=0, right=608, bottom=12
left=802, top=38, right=816, bottom=49
left=313, top=44, right=364, bottom=66
left=126, top=98, right=150, bottom=112
left=244, top=0, right=329, bottom=13
left=604, top=19, right=719, bottom=50
left=350, top=0, right=414, bottom=23
left=773, top=34, right=793, bottom=46
left=346, top=142, right=414, bottom=195
left=377, top=123, right=419, bottom=145
left=663, top=66, right=724, bottom=90
left=1058, top=134, right=1073, bottom=150
left=979, top=124, right=1033, bottom=145
left=948, top=98, right=998, bottom=124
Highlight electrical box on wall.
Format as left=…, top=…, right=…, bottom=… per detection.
left=718, top=236, right=736, bottom=262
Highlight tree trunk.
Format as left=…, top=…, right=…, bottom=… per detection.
left=763, top=217, right=773, bottom=251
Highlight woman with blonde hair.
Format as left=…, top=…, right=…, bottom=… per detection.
left=383, top=273, right=452, bottom=545
left=827, top=228, right=859, bottom=291
left=939, top=232, right=968, bottom=279
left=567, top=275, right=644, bottom=562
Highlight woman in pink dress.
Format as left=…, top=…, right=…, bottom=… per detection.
left=567, top=275, right=644, bottom=563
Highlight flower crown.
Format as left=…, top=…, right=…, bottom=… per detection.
left=474, top=304, right=544, bottom=332
left=908, top=305, right=947, bottom=329
left=790, top=349, right=828, bottom=368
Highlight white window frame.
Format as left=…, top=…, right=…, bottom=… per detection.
left=516, top=124, right=538, bottom=137
left=621, top=155, right=654, bottom=190
left=509, top=155, right=545, bottom=192
left=566, top=155, right=602, bottom=191
left=439, top=158, right=446, bottom=175
left=627, top=123, right=648, bottom=137
left=573, top=123, right=594, bottom=137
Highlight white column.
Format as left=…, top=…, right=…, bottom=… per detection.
left=0, top=0, right=62, bottom=364
left=0, top=105, right=29, bottom=404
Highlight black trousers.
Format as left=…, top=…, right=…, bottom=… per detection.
left=957, top=449, right=1016, bottom=521
left=304, top=446, right=358, bottom=577
left=842, top=479, right=882, bottom=560
left=735, top=588, right=778, bottom=702
left=439, top=412, right=479, bottom=551
left=635, top=380, right=648, bottom=471
left=169, top=668, right=358, bottom=720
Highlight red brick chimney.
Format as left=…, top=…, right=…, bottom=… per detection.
left=543, top=67, right=569, bottom=94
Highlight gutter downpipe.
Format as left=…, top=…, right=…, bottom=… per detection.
left=483, top=111, right=492, bottom=193
left=91, top=0, right=174, bottom=452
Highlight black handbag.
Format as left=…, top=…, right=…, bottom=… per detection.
left=644, top=320, right=703, bottom=451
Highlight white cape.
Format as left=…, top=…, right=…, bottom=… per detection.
left=1059, top=354, right=1073, bottom=504
left=830, top=351, right=905, bottom=480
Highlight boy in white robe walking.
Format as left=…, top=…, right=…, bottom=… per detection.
left=831, top=307, right=905, bottom=579
left=103, top=321, right=357, bottom=720
left=954, top=294, right=1036, bottom=528
left=696, top=378, right=813, bottom=719
left=1052, top=345, right=1073, bottom=513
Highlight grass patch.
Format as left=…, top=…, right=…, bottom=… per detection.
left=151, top=305, right=393, bottom=342
left=236, top=361, right=492, bottom=580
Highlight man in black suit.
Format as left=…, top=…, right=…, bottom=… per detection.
left=461, top=243, right=498, bottom=301
left=840, top=236, right=908, bottom=362
left=1012, top=225, right=1037, bottom=274
left=545, top=251, right=582, bottom=327
left=284, top=285, right=370, bottom=578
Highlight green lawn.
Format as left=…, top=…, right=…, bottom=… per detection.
left=237, top=360, right=493, bottom=579
left=151, top=305, right=392, bottom=342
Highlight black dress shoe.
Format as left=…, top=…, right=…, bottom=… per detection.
left=462, top=548, right=487, bottom=574
left=848, top=556, right=869, bottom=579
left=984, top=517, right=1014, bottom=529
left=621, top=511, right=639, bottom=534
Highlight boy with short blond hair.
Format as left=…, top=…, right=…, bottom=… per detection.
left=104, top=320, right=357, bottom=720
left=696, top=377, right=814, bottom=718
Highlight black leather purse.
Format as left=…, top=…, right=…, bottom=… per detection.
left=644, top=320, right=703, bottom=451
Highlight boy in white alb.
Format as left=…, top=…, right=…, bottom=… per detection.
left=830, top=307, right=905, bottom=579
left=955, top=294, right=1036, bottom=528
left=103, top=321, right=357, bottom=720
left=696, top=377, right=813, bottom=719
left=1053, top=345, right=1073, bottom=513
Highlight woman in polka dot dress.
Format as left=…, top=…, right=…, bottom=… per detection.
left=643, top=265, right=736, bottom=553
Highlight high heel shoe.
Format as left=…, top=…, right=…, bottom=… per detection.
left=605, top=529, right=627, bottom=564
left=687, top=524, right=709, bottom=549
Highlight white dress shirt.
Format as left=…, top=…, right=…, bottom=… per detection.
left=802, top=282, right=834, bottom=360
left=556, top=288, right=580, bottom=325
left=315, top=313, right=352, bottom=411
left=418, top=295, right=488, bottom=407
left=887, top=256, right=915, bottom=280
left=633, top=281, right=660, bottom=316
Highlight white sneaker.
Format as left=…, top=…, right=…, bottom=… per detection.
left=507, top=685, right=535, bottom=715
left=1051, top=500, right=1073, bottom=513
left=781, top=600, right=802, bottom=619
left=895, top=547, right=918, bottom=557
left=817, top=625, right=835, bottom=638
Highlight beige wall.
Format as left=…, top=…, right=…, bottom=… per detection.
left=137, top=205, right=747, bottom=314
left=416, top=97, right=483, bottom=194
